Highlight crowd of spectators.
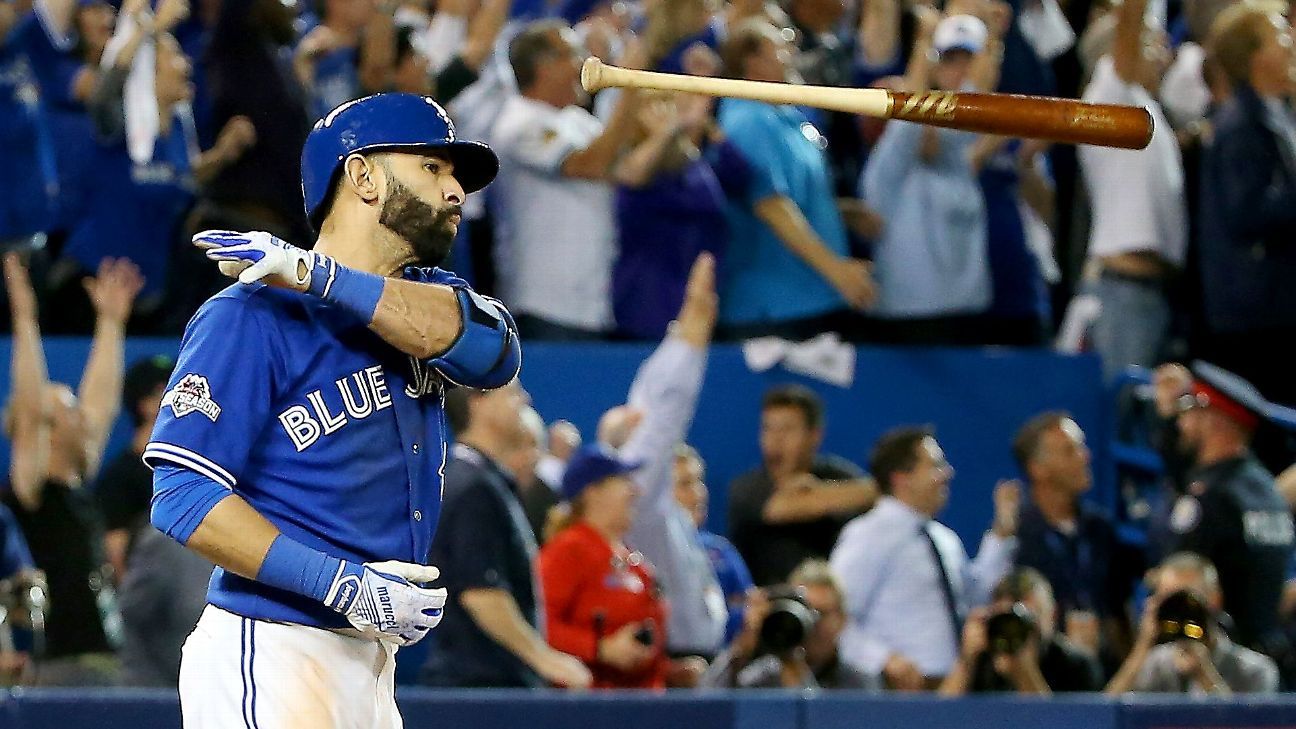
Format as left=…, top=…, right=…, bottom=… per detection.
left=4, top=239, right=1296, bottom=698
left=2, top=0, right=1295, bottom=402
left=4, top=0, right=1296, bottom=702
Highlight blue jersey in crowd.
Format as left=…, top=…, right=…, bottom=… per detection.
left=0, top=12, right=59, bottom=239
left=63, top=113, right=198, bottom=293
left=145, top=269, right=470, bottom=629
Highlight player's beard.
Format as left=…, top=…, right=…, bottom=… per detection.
left=379, top=177, right=459, bottom=267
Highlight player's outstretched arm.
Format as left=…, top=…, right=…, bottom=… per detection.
left=193, top=230, right=521, bottom=389
left=152, top=464, right=449, bottom=645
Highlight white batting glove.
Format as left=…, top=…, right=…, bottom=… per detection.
left=324, top=560, right=447, bottom=646
left=192, top=229, right=318, bottom=289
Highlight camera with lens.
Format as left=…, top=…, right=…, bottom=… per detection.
left=985, top=602, right=1038, bottom=655
left=758, top=586, right=820, bottom=656
left=1154, top=589, right=1211, bottom=645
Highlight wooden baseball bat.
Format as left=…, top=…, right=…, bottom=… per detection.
left=581, top=57, right=1153, bottom=150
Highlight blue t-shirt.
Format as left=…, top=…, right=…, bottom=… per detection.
left=145, top=270, right=468, bottom=628
left=699, top=530, right=752, bottom=645
left=62, top=114, right=197, bottom=294
left=0, top=14, right=58, bottom=239
left=717, top=99, right=850, bottom=325
left=1, top=502, right=36, bottom=580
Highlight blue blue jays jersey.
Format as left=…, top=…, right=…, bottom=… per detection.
left=146, top=268, right=471, bottom=629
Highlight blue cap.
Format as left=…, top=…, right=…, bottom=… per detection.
left=300, top=93, right=499, bottom=230
left=561, top=445, right=643, bottom=501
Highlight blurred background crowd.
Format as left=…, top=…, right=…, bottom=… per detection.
left=3, top=0, right=1296, bottom=702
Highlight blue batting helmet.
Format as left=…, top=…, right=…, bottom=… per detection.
left=300, top=93, right=499, bottom=230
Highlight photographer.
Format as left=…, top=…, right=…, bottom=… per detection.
left=1106, top=553, right=1279, bottom=695
left=701, top=559, right=878, bottom=690
left=940, top=568, right=1103, bottom=695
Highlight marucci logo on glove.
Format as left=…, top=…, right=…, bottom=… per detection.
left=162, top=374, right=223, bottom=422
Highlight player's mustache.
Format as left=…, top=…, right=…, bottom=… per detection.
left=434, top=205, right=463, bottom=222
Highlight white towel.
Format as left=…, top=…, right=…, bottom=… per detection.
left=742, top=332, right=857, bottom=388
left=101, top=13, right=161, bottom=166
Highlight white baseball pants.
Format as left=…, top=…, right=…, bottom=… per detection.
left=179, top=605, right=402, bottom=729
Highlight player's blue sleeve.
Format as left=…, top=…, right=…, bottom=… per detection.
left=150, top=463, right=234, bottom=544
left=143, top=293, right=279, bottom=491
left=418, top=268, right=520, bottom=390
left=0, top=503, right=36, bottom=579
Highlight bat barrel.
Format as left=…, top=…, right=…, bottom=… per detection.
left=888, top=91, right=1153, bottom=150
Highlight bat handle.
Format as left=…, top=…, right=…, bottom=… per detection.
left=581, top=57, right=606, bottom=93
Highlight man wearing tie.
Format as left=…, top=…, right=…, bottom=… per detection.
left=830, top=427, right=1020, bottom=690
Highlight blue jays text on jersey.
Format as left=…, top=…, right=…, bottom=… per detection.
left=145, top=267, right=479, bottom=630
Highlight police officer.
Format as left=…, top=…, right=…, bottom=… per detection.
left=1154, top=361, right=1296, bottom=651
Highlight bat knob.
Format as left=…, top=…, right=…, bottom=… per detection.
left=581, top=57, right=605, bottom=93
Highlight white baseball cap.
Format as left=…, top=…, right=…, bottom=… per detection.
left=933, top=14, right=989, bottom=55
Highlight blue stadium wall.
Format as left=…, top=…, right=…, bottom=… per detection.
left=0, top=339, right=1114, bottom=544
left=4, top=688, right=1296, bottom=728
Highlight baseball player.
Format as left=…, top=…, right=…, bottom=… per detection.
left=144, top=93, right=519, bottom=728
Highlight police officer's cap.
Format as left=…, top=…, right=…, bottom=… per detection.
left=1182, top=361, right=1296, bottom=432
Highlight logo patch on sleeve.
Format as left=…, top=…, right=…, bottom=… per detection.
left=162, top=374, right=223, bottom=422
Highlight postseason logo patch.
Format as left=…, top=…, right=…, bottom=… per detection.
left=162, top=373, right=223, bottom=422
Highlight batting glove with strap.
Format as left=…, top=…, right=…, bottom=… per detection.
left=192, top=229, right=323, bottom=289
left=324, top=560, right=447, bottom=646
left=194, top=229, right=387, bottom=323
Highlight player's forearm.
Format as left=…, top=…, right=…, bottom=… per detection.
left=460, top=588, right=552, bottom=668
left=181, top=494, right=281, bottom=580
left=368, top=278, right=463, bottom=360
